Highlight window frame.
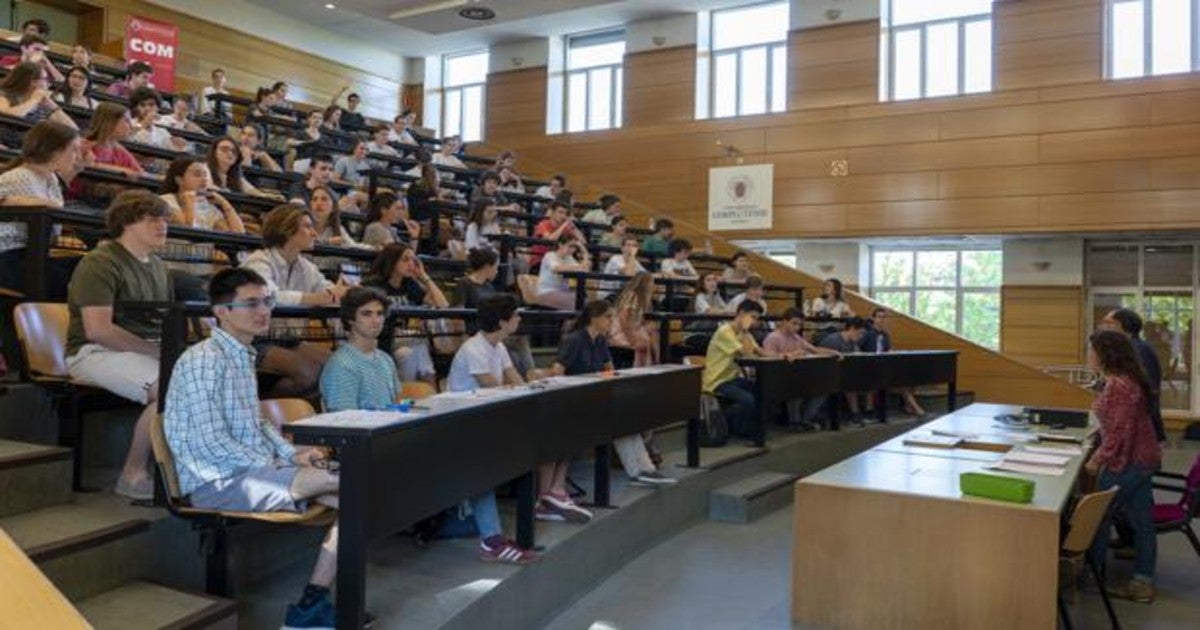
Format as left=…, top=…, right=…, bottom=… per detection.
left=868, top=245, right=1002, bottom=348
left=708, top=1, right=789, bottom=119
left=564, top=29, right=626, bottom=133
left=1104, top=0, right=1200, bottom=79
left=442, top=50, right=489, bottom=142
left=880, top=0, right=994, bottom=101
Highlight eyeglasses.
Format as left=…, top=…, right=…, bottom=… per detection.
left=217, top=297, right=276, bottom=311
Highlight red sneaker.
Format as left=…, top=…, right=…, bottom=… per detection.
left=479, top=536, right=540, bottom=564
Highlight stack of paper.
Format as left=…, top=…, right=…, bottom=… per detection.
left=903, top=433, right=962, bottom=448
left=988, top=449, right=1073, bottom=477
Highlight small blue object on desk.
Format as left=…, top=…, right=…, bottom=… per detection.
left=387, top=399, right=414, bottom=413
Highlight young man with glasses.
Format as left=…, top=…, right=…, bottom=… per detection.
left=164, top=267, right=347, bottom=629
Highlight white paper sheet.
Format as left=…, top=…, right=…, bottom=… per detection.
left=988, top=462, right=1067, bottom=477
left=1003, top=451, right=1073, bottom=467
left=1023, top=444, right=1084, bottom=457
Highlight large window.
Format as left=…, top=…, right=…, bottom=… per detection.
left=880, top=0, right=993, bottom=101
left=565, top=30, right=625, bottom=132
left=1107, top=0, right=1200, bottom=78
left=710, top=2, right=789, bottom=118
left=1088, top=242, right=1196, bottom=411
left=870, top=247, right=1002, bottom=348
left=443, top=51, right=488, bottom=142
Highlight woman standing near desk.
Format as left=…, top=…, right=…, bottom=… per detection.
left=1086, top=329, right=1162, bottom=603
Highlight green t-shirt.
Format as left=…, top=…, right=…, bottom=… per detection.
left=702, top=322, right=757, bottom=394
left=66, top=240, right=171, bottom=357
left=640, top=236, right=669, bottom=257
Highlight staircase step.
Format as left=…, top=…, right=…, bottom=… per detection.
left=75, top=580, right=236, bottom=630
left=708, top=471, right=797, bottom=523
left=0, top=439, right=72, bottom=517
left=1, top=492, right=165, bottom=601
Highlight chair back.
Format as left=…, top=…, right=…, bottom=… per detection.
left=399, top=381, right=436, bottom=400
left=12, top=303, right=70, bottom=379
left=1183, top=454, right=1200, bottom=517
left=1062, top=487, right=1119, bottom=554
left=260, top=398, right=316, bottom=428
left=149, top=413, right=185, bottom=504
left=516, top=274, right=540, bottom=305
left=683, top=355, right=706, bottom=368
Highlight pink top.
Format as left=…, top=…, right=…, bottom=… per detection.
left=1091, top=374, right=1162, bottom=473
left=762, top=329, right=818, bottom=356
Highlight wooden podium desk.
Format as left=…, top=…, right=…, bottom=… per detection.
left=792, top=403, right=1089, bottom=630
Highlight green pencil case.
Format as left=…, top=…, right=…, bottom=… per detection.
left=960, top=472, right=1035, bottom=504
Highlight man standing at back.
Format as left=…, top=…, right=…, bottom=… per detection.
left=1101, top=308, right=1166, bottom=442
left=66, top=190, right=171, bottom=500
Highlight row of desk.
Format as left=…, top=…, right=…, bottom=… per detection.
left=792, top=402, right=1090, bottom=629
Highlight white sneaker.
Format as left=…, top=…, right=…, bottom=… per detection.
left=634, top=471, right=678, bottom=485
left=542, top=494, right=592, bottom=521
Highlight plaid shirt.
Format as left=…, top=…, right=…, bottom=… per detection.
left=164, top=327, right=296, bottom=495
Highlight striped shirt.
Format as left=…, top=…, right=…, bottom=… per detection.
left=164, top=327, right=296, bottom=495
left=319, top=343, right=399, bottom=411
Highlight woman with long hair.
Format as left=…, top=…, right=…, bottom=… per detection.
left=0, top=120, right=81, bottom=297
left=158, top=155, right=244, bottom=233
left=695, top=272, right=729, bottom=314
left=465, top=196, right=500, bottom=252
left=0, top=62, right=77, bottom=144
left=1085, top=329, right=1163, bottom=603
left=535, top=234, right=590, bottom=310
left=53, top=65, right=96, bottom=110
left=207, top=135, right=271, bottom=196
left=810, top=277, right=854, bottom=318
left=362, top=192, right=419, bottom=248
left=321, top=104, right=342, bottom=132
left=610, top=271, right=658, bottom=366
left=363, top=242, right=449, bottom=384
left=309, top=185, right=353, bottom=246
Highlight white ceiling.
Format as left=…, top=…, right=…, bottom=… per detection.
left=243, top=0, right=771, bottom=57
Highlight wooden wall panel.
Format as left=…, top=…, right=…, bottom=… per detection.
left=788, top=22, right=877, bottom=110
left=85, top=0, right=401, bottom=119
left=994, top=0, right=1102, bottom=90
left=624, top=47, right=693, bottom=126
left=1001, top=286, right=1085, bottom=368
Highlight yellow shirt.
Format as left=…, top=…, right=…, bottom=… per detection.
left=702, top=322, right=758, bottom=393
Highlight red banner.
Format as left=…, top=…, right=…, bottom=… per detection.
left=124, top=15, right=178, bottom=92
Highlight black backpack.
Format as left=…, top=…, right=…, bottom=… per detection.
left=699, top=394, right=729, bottom=448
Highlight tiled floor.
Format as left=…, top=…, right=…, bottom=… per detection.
left=546, top=443, right=1200, bottom=630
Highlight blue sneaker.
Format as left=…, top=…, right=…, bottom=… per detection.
left=283, top=597, right=335, bottom=630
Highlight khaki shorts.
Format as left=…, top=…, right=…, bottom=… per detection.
left=66, top=344, right=158, bottom=405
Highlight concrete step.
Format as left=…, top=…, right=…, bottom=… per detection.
left=0, top=439, right=72, bottom=517
left=75, top=580, right=237, bottom=630
left=0, top=492, right=163, bottom=601
left=708, top=471, right=797, bottom=523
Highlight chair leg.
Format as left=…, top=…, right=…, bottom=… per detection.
left=201, top=524, right=231, bottom=597
left=56, top=394, right=84, bottom=491
left=1182, top=524, right=1200, bottom=558
left=1089, top=560, right=1122, bottom=630
left=1058, top=591, right=1074, bottom=630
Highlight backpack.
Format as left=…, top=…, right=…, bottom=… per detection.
left=699, top=393, right=729, bottom=448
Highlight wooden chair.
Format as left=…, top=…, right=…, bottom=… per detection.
left=399, top=381, right=436, bottom=400
left=148, top=413, right=334, bottom=596
left=1059, top=486, right=1121, bottom=630
left=260, top=398, right=317, bottom=427
left=12, top=302, right=137, bottom=489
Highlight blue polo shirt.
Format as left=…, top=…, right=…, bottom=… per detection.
left=556, top=328, right=612, bottom=375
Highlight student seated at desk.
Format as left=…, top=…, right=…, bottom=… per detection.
left=106, top=61, right=152, bottom=99
left=600, top=236, right=646, bottom=299
left=552, top=300, right=676, bottom=486
left=363, top=242, right=446, bottom=384
left=640, top=218, right=673, bottom=258
left=536, top=234, right=591, bottom=310
left=1086, top=329, right=1163, bottom=603
left=581, top=194, right=620, bottom=225
left=453, top=249, right=536, bottom=377
left=763, top=308, right=841, bottom=430
left=208, top=136, right=274, bottom=198
left=129, top=88, right=185, bottom=173
left=860, top=308, right=927, bottom=417
left=70, top=102, right=146, bottom=201
left=333, top=140, right=371, bottom=189
left=809, top=277, right=854, bottom=318
left=464, top=196, right=501, bottom=252
left=159, top=155, right=245, bottom=233
left=54, top=65, right=97, bottom=111
left=702, top=300, right=776, bottom=438
left=599, top=214, right=629, bottom=248
left=440, top=294, right=544, bottom=559
left=319, top=286, right=400, bottom=411
left=366, top=124, right=400, bottom=164
left=818, top=318, right=869, bottom=426
left=241, top=204, right=349, bottom=399
left=727, top=274, right=768, bottom=313
left=165, top=268, right=346, bottom=629
left=723, top=252, right=753, bottom=284
left=694, top=273, right=729, bottom=314
left=530, top=201, right=584, bottom=269
left=432, top=135, right=467, bottom=171
left=660, top=238, right=698, bottom=279
left=197, top=68, right=227, bottom=116
left=309, top=186, right=357, bottom=247
left=0, top=120, right=82, bottom=299
left=66, top=191, right=172, bottom=501
left=361, top=192, right=419, bottom=249
left=610, top=272, right=658, bottom=367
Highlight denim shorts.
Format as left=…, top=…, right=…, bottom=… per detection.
left=189, top=464, right=303, bottom=513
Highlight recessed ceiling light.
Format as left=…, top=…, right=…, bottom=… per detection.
left=324, top=3, right=336, bottom=9
left=458, top=6, right=495, bottom=20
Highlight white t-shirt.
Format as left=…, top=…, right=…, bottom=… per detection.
left=660, top=257, right=698, bottom=277
left=465, top=222, right=499, bottom=251
left=601, top=254, right=645, bottom=296
left=447, top=332, right=513, bottom=392
left=537, top=251, right=572, bottom=295
left=810, top=297, right=853, bottom=318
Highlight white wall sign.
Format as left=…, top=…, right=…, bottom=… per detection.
left=708, top=164, right=774, bottom=231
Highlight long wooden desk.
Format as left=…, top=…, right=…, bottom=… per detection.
left=283, top=363, right=701, bottom=630
left=739, top=350, right=958, bottom=446
left=792, top=402, right=1090, bottom=629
